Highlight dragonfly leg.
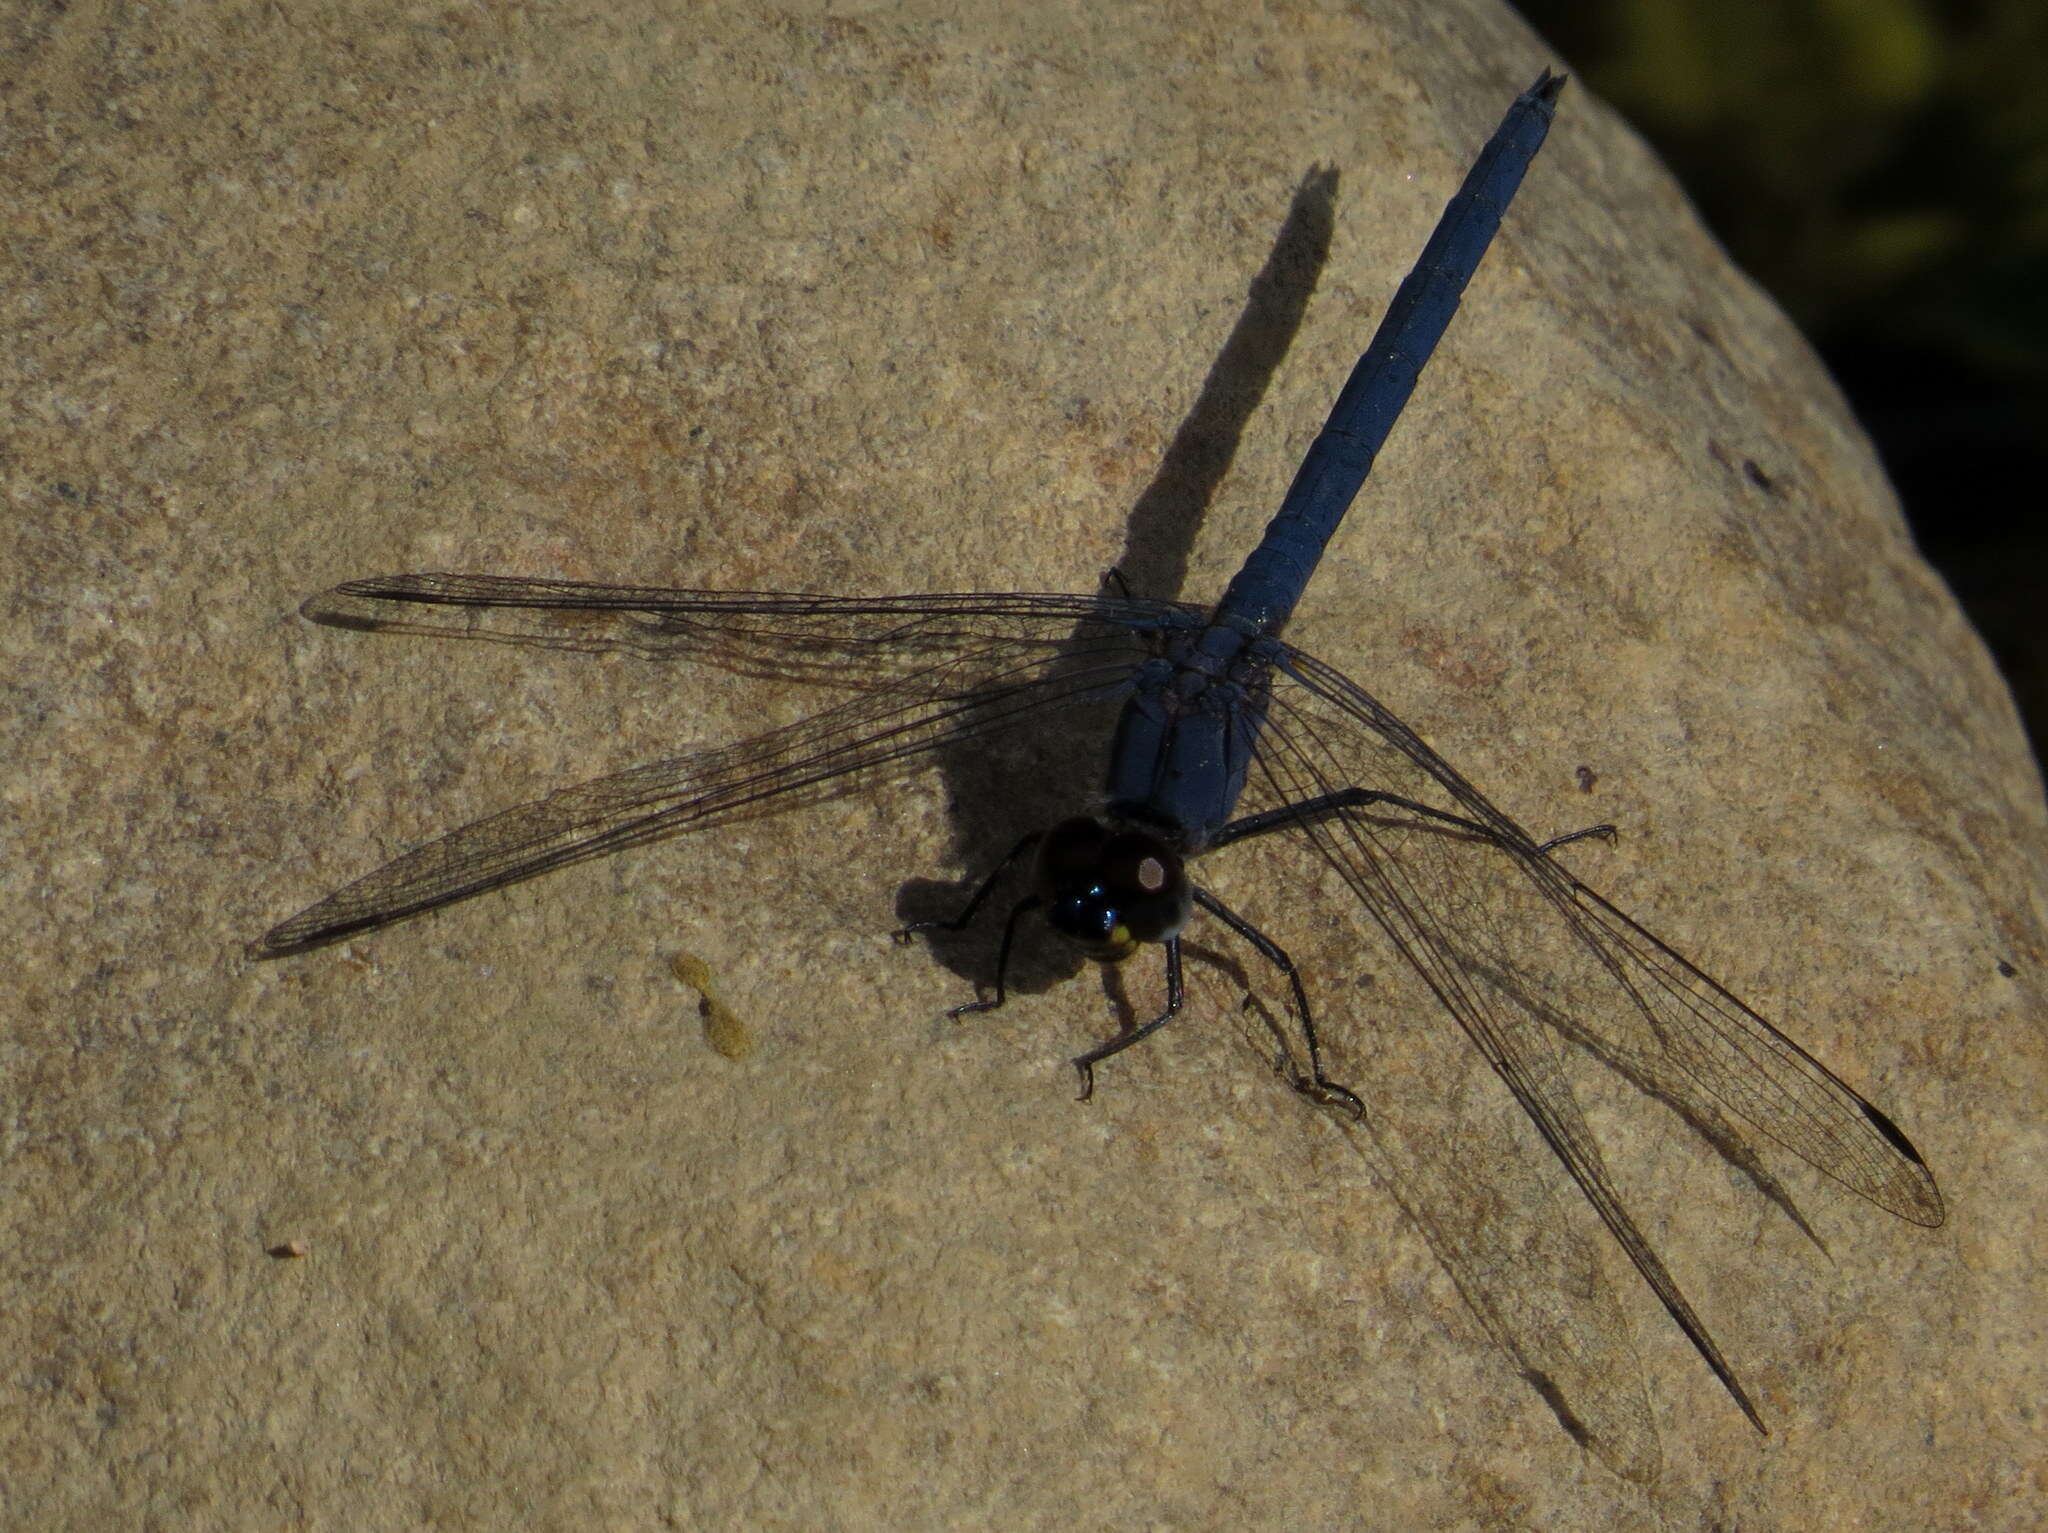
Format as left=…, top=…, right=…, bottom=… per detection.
left=894, top=830, right=1042, bottom=941
left=1214, top=788, right=1610, bottom=859
left=1192, top=886, right=1365, bottom=1120
left=1538, top=821, right=1616, bottom=853
left=946, top=894, right=1042, bottom=1020
left=1070, top=936, right=1184, bottom=1100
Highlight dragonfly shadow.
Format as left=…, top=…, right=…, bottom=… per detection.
left=1246, top=910, right=1672, bottom=1483
left=895, top=164, right=1342, bottom=997
left=1209, top=891, right=1670, bottom=1476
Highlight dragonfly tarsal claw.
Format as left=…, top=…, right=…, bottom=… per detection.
left=1540, top=821, right=1618, bottom=854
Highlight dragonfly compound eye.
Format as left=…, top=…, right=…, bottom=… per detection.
left=1045, top=890, right=1130, bottom=958
left=1034, top=818, right=1190, bottom=958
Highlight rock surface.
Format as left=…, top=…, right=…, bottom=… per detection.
left=4, top=0, right=2042, bottom=1527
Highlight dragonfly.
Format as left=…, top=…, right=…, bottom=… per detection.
left=252, top=72, right=1942, bottom=1436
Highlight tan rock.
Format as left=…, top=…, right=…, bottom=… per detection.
left=4, top=1, right=2039, bottom=1527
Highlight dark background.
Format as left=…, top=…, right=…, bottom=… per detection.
left=1519, top=0, right=2048, bottom=767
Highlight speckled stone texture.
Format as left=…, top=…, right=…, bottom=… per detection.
left=5, top=1, right=2042, bottom=1527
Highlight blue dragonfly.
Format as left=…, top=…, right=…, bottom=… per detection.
left=252, top=73, right=1942, bottom=1433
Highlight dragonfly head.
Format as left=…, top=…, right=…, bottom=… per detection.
left=1035, top=816, right=1192, bottom=962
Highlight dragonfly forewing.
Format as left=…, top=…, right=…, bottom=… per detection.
left=253, top=579, right=1176, bottom=957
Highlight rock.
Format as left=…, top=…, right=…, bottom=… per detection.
left=5, top=1, right=2040, bottom=1526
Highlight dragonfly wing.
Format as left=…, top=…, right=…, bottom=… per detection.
left=1237, top=649, right=1766, bottom=1427
left=1240, top=641, right=1943, bottom=1426
left=252, top=600, right=1164, bottom=956
left=302, top=573, right=1199, bottom=680
left=1524, top=878, right=1944, bottom=1226
left=1273, top=643, right=1942, bottom=1228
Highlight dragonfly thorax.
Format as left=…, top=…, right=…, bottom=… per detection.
left=1033, top=816, right=1193, bottom=962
